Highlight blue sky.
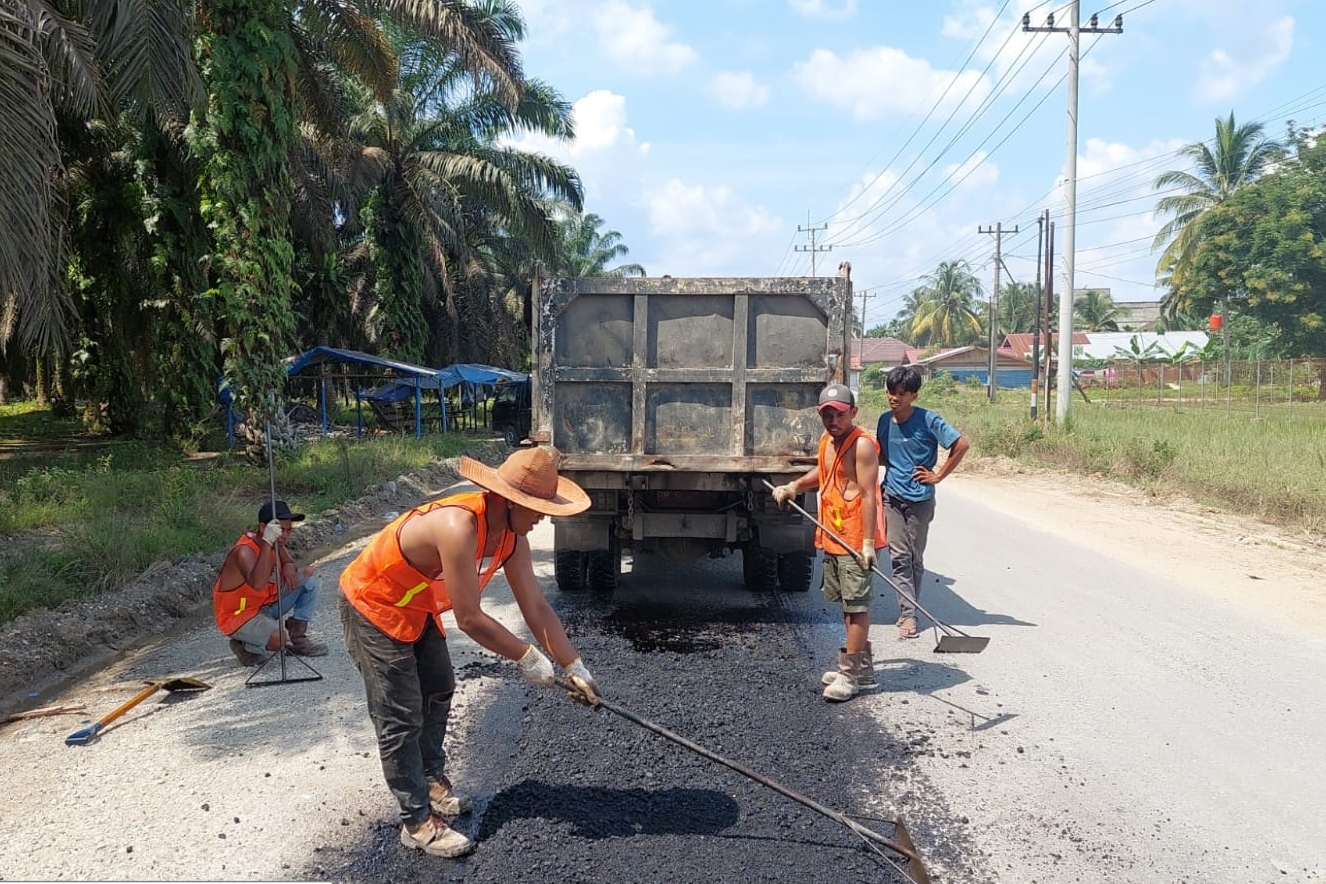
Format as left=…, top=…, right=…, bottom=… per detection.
left=507, top=0, right=1326, bottom=330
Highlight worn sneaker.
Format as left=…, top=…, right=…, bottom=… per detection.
left=428, top=776, right=473, bottom=816
left=228, top=639, right=266, bottom=667
left=401, top=814, right=474, bottom=858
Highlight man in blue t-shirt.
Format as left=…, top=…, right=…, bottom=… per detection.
left=877, top=366, right=970, bottom=639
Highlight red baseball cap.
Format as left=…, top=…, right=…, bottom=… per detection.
left=817, top=384, right=855, bottom=413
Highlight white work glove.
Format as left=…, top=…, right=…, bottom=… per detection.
left=564, top=658, right=600, bottom=706
left=771, top=482, right=799, bottom=508
left=261, top=520, right=283, bottom=547
left=517, top=644, right=555, bottom=686
left=860, top=540, right=877, bottom=571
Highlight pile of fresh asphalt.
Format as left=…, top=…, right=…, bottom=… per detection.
left=309, top=572, right=983, bottom=884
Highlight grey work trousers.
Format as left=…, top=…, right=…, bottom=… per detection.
left=884, top=494, right=936, bottom=619
left=340, top=594, right=455, bottom=825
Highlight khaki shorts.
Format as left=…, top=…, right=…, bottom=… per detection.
left=229, top=611, right=279, bottom=654
left=821, top=553, right=872, bottom=613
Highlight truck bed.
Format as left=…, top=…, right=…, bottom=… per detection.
left=533, top=275, right=853, bottom=470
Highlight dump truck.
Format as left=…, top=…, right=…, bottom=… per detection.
left=530, top=266, right=854, bottom=593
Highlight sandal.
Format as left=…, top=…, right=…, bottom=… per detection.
left=897, top=616, right=918, bottom=639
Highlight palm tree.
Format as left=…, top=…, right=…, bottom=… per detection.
left=343, top=23, right=582, bottom=365
left=1, top=1, right=200, bottom=356
left=193, top=0, right=532, bottom=430
left=553, top=211, right=645, bottom=277
left=1074, top=288, right=1120, bottom=331
left=907, top=260, right=984, bottom=348
left=1152, top=112, right=1284, bottom=316
left=996, top=281, right=1040, bottom=335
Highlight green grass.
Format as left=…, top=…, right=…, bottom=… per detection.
left=0, top=426, right=473, bottom=625
left=856, top=384, right=1326, bottom=537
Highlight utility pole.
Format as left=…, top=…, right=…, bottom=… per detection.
left=796, top=212, right=832, bottom=277
left=979, top=221, right=1016, bottom=403
left=858, top=288, right=874, bottom=339
left=1044, top=220, right=1055, bottom=418
left=1024, top=4, right=1122, bottom=423
left=1031, top=210, right=1047, bottom=420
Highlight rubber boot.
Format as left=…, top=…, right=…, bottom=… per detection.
left=823, top=652, right=866, bottom=702
left=285, top=618, right=328, bottom=656
left=821, top=648, right=847, bottom=686
left=228, top=638, right=266, bottom=666
left=822, top=644, right=877, bottom=688
left=858, top=641, right=877, bottom=687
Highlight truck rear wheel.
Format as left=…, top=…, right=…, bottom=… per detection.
left=587, top=532, right=619, bottom=594
left=777, top=551, right=814, bottom=592
left=742, top=542, right=778, bottom=592
left=554, top=549, right=587, bottom=592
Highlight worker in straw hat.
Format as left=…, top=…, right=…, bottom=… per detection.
left=339, top=446, right=598, bottom=860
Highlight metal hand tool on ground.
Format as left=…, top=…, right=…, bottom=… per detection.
left=556, top=678, right=931, bottom=884
left=65, top=676, right=210, bottom=745
left=762, top=479, right=989, bottom=654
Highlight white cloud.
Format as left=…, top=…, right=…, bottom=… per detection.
left=793, top=46, right=990, bottom=121
left=503, top=90, right=647, bottom=159
left=500, top=90, right=649, bottom=210
left=594, top=0, right=699, bottom=75
left=787, top=0, right=859, bottom=20
left=1195, top=16, right=1294, bottom=102
left=711, top=70, right=769, bottom=110
left=645, top=179, right=782, bottom=274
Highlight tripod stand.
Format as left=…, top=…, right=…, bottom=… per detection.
left=246, top=420, right=323, bottom=688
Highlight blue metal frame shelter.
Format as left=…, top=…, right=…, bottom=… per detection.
left=286, top=346, right=452, bottom=437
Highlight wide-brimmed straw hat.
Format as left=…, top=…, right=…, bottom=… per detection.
left=458, top=447, right=590, bottom=517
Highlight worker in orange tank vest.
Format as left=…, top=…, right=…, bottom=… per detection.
left=339, top=446, right=599, bottom=859
left=772, top=384, right=885, bottom=702
left=213, top=500, right=327, bottom=666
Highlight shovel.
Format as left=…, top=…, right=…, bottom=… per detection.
left=557, top=679, right=931, bottom=884
left=762, top=479, right=989, bottom=654
left=65, top=676, right=211, bottom=746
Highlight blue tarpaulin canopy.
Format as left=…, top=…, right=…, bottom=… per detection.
left=286, top=346, right=454, bottom=436
left=286, top=346, right=442, bottom=381
left=283, top=348, right=525, bottom=437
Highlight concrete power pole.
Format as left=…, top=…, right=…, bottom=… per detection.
left=858, top=288, right=874, bottom=338
left=979, top=222, right=1016, bottom=403
left=796, top=212, right=833, bottom=277
left=1024, top=4, right=1122, bottom=423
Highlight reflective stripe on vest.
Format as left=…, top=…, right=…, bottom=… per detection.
left=339, top=492, right=515, bottom=642
left=213, top=533, right=278, bottom=635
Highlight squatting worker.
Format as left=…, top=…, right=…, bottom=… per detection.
left=772, top=384, right=884, bottom=702
left=339, top=446, right=601, bottom=859
left=213, top=500, right=328, bottom=666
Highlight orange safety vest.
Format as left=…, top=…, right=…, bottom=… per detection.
left=339, top=492, right=516, bottom=642
left=815, top=426, right=886, bottom=556
left=213, top=533, right=278, bottom=635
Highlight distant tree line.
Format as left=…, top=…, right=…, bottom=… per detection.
left=0, top=0, right=642, bottom=443
left=866, top=113, right=1324, bottom=376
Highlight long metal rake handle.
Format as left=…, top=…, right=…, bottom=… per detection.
left=556, top=679, right=931, bottom=883
left=760, top=479, right=976, bottom=640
